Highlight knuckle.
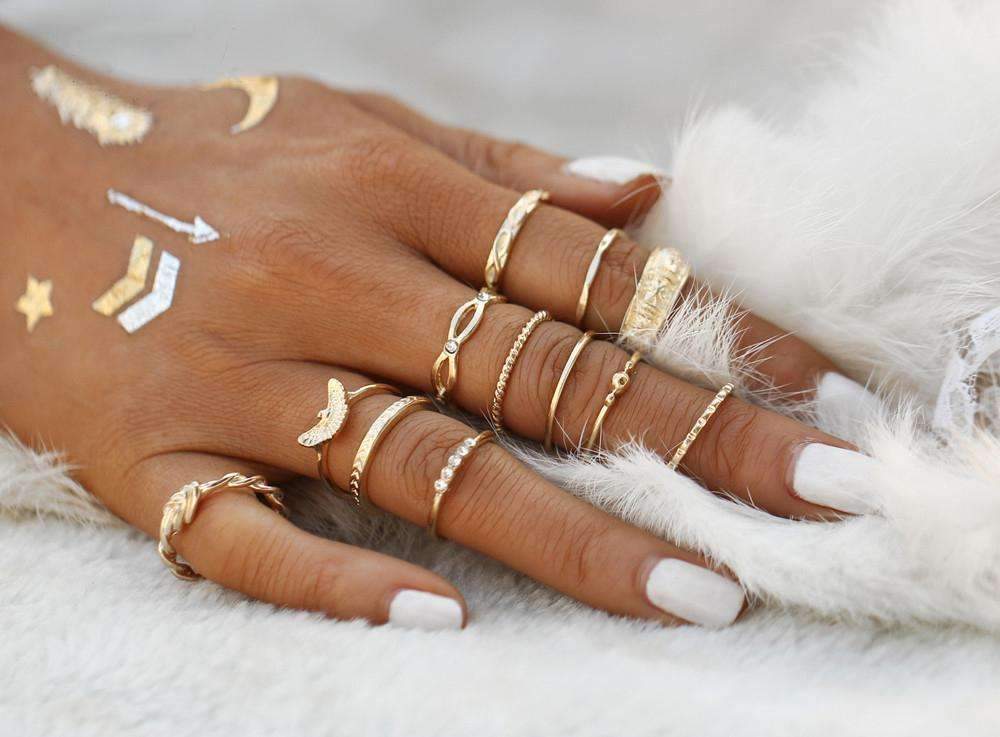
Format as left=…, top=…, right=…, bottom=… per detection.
left=594, top=237, right=648, bottom=321
left=306, top=558, right=350, bottom=616
left=541, top=506, right=614, bottom=588
left=513, top=325, right=582, bottom=428
left=692, top=396, right=762, bottom=481
left=458, top=132, right=526, bottom=182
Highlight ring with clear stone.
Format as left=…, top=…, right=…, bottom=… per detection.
left=427, top=430, right=495, bottom=538
left=431, top=290, right=506, bottom=401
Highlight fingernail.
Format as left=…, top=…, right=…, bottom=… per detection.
left=791, top=443, right=880, bottom=515
left=388, top=590, right=464, bottom=631
left=564, top=156, right=666, bottom=186
left=816, top=372, right=882, bottom=421
left=644, top=559, right=745, bottom=628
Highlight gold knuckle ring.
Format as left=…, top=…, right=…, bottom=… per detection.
left=585, top=350, right=642, bottom=451
left=428, top=429, right=495, bottom=539
left=432, top=289, right=506, bottom=401
left=350, top=395, right=435, bottom=507
left=619, top=247, right=691, bottom=351
left=483, top=189, right=549, bottom=292
left=297, top=379, right=399, bottom=501
left=490, top=310, right=551, bottom=430
left=545, top=331, right=595, bottom=451
left=159, top=472, right=285, bottom=581
left=668, top=383, right=735, bottom=471
left=576, top=228, right=622, bottom=327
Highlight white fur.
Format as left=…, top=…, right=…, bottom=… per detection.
left=4, top=0, right=1000, bottom=734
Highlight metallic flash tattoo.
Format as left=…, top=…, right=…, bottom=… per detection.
left=92, top=236, right=154, bottom=316
left=15, top=276, right=54, bottom=333
left=30, top=65, right=152, bottom=146
left=117, top=251, right=180, bottom=334
left=107, top=189, right=220, bottom=244
left=203, top=76, right=279, bottom=134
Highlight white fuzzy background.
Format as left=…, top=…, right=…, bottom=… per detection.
left=3, top=1, right=1000, bottom=736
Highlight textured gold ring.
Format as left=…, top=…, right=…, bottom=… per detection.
left=490, top=310, right=551, bottom=429
left=159, top=473, right=285, bottom=581
left=297, top=379, right=399, bottom=499
left=576, top=228, right=622, bottom=327
left=585, top=350, right=642, bottom=451
left=619, top=247, right=691, bottom=352
left=544, top=331, right=595, bottom=451
left=483, top=189, right=549, bottom=292
left=668, top=383, right=735, bottom=471
left=432, top=290, right=506, bottom=401
left=350, top=396, right=435, bottom=506
left=428, top=430, right=495, bottom=539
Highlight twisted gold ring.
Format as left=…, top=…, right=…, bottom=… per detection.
left=159, top=472, right=285, bottom=580
left=490, top=310, right=551, bottom=429
left=432, top=290, right=506, bottom=401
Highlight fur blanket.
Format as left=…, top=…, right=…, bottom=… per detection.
left=3, top=1, right=1000, bottom=735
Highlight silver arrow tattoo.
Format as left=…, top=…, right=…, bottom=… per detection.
left=107, top=188, right=220, bottom=244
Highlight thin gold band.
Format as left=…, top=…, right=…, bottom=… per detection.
left=483, top=189, right=549, bottom=292
left=350, top=396, right=434, bottom=506
left=490, top=310, right=552, bottom=429
left=619, top=247, right=691, bottom=352
left=668, top=383, right=735, bottom=471
left=314, top=383, right=399, bottom=497
left=544, top=331, right=595, bottom=451
left=575, top=228, right=622, bottom=327
left=427, top=430, right=495, bottom=539
left=432, top=290, right=506, bottom=401
left=584, top=350, right=642, bottom=451
left=159, top=473, right=285, bottom=580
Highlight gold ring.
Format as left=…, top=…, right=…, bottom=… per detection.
left=297, top=379, right=399, bottom=498
left=585, top=350, right=642, bottom=451
left=490, top=310, right=551, bottom=429
left=619, top=247, right=691, bottom=352
left=575, top=228, right=622, bottom=327
left=545, top=331, right=595, bottom=451
left=159, top=472, right=285, bottom=581
left=350, top=396, right=435, bottom=506
left=428, top=430, right=495, bottom=538
left=483, top=189, right=549, bottom=292
left=432, top=290, right=506, bottom=401
left=668, top=383, right=734, bottom=471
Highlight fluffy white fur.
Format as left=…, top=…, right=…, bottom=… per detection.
left=4, top=1, right=1000, bottom=734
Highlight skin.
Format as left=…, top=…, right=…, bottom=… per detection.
left=1, top=26, right=851, bottom=626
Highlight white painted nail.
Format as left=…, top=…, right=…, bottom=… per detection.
left=564, top=156, right=666, bottom=186
left=792, top=443, right=880, bottom=515
left=645, top=559, right=745, bottom=628
left=816, top=372, right=883, bottom=425
left=388, top=590, right=463, bottom=631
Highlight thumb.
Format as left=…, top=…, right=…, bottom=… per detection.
left=347, top=90, right=666, bottom=228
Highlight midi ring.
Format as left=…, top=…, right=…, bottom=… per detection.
left=576, top=228, right=622, bottom=327
left=490, top=310, right=552, bottom=430
left=428, top=430, right=495, bottom=539
left=298, top=379, right=399, bottom=503
left=545, top=330, right=595, bottom=451
left=159, top=472, right=285, bottom=581
left=668, top=383, right=734, bottom=470
left=619, top=247, right=691, bottom=352
left=483, top=189, right=549, bottom=293
left=351, top=396, right=435, bottom=507
left=585, top=350, right=642, bottom=451
left=432, top=289, right=506, bottom=401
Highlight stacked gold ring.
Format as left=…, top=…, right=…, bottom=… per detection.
left=619, top=247, right=690, bottom=352
left=545, top=331, right=595, bottom=450
left=490, top=310, right=551, bottom=429
left=668, top=383, right=734, bottom=470
left=428, top=430, right=495, bottom=538
left=576, top=228, right=622, bottom=327
left=585, top=350, right=642, bottom=451
left=433, top=290, right=506, bottom=401
left=483, top=190, right=549, bottom=293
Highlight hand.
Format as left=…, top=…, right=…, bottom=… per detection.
left=2, top=28, right=876, bottom=629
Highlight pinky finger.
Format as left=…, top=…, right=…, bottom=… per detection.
left=125, top=451, right=467, bottom=631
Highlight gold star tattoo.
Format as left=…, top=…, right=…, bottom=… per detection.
left=15, top=276, right=54, bottom=333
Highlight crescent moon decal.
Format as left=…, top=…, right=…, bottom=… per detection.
left=203, top=76, right=279, bottom=134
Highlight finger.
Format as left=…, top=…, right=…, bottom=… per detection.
left=274, top=243, right=878, bottom=518
left=346, top=90, right=663, bottom=228
left=118, top=451, right=466, bottom=630
left=369, top=150, right=853, bottom=401
left=236, top=363, right=745, bottom=627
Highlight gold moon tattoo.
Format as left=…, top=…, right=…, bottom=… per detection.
left=203, top=76, right=279, bottom=134
left=30, top=65, right=152, bottom=146
left=92, top=235, right=154, bottom=316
